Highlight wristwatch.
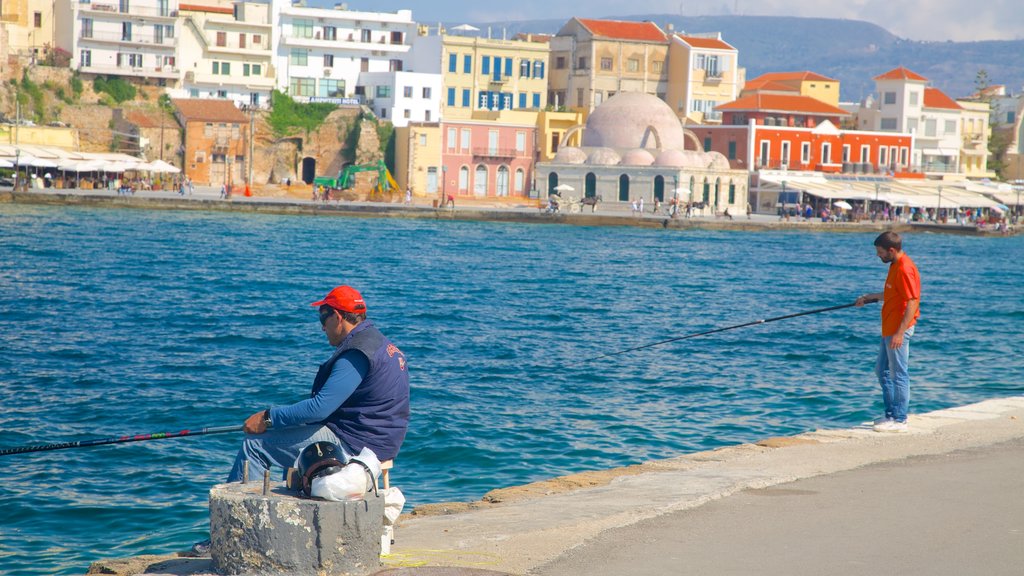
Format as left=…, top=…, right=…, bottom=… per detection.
left=262, top=409, right=272, bottom=429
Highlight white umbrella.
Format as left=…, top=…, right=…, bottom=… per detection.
left=450, top=24, right=480, bottom=32
left=553, top=184, right=574, bottom=192
left=146, top=159, right=181, bottom=173
left=834, top=200, right=853, bottom=210
left=22, top=156, right=58, bottom=169
left=0, top=158, right=13, bottom=168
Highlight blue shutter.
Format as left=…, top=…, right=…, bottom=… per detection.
left=504, top=57, right=512, bottom=77
left=482, top=56, right=490, bottom=75
left=447, top=87, right=456, bottom=106
left=462, top=89, right=470, bottom=107
left=533, top=93, right=541, bottom=108
left=464, top=54, right=471, bottom=73
left=518, top=93, right=526, bottom=108
left=537, top=61, right=545, bottom=79
left=448, top=53, right=457, bottom=72
left=493, top=57, right=501, bottom=81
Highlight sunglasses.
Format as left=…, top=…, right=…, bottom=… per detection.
left=318, top=307, right=336, bottom=326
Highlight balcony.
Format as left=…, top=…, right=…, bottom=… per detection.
left=79, top=63, right=180, bottom=79
left=280, top=33, right=409, bottom=53
left=79, top=31, right=176, bottom=50
left=701, top=69, right=723, bottom=84
left=81, top=3, right=177, bottom=19
left=472, top=147, right=518, bottom=159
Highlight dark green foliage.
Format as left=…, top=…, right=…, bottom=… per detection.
left=267, top=90, right=337, bottom=137
left=69, top=74, right=83, bottom=98
left=93, top=76, right=136, bottom=103
left=19, top=72, right=45, bottom=123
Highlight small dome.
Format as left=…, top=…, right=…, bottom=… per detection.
left=620, top=148, right=655, bottom=166
left=586, top=147, right=622, bottom=166
left=706, top=151, right=731, bottom=171
left=553, top=146, right=588, bottom=164
left=654, top=149, right=707, bottom=168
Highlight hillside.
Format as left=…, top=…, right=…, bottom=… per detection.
left=469, top=14, right=1024, bottom=102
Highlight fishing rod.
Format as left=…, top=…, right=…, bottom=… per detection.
left=0, top=424, right=244, bottom=457
left=588, top=298, right=878, bottom=361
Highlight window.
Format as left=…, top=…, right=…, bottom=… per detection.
left=239, top=33, right=246, bottom=48
left=555, top=56, right=566, bottom=69
left=944, top=120, right=957, bottom=133
left=860, top=145, right=870, bottom=162
left=900, top=147, right=909, bottom=166
left=703, top=136, right=712, bottom=152
left=880, top=118, right=898, bottom=130
left=319, top=79, right=342, bottom=97
left=727, top=140, right=737, bottom=160
left=447, top=128, right=456, bottom=150
left=189, top=88, right=199, bottom=98
left=909, top=91, right=919, bottom=106
left=459, top=166, right=469, bottom=191
left=533, top=60, right=544, bottom=79
left=482, top=56, right=490, bottom=75
left=781, top=141, right=791, bottom=166
left=221, top=62, right=231, bottom=75
left=404, top=110, right=411, bottom=119
left=403, top=86, right=413, bottom=98
left=290, top=49, right=307, bottom=66
left=801, top=142, right=811, bottom=164
left=321, top=26, right=336, bottom=41
left=516, top=131, right=526, bottom=153
left=925, top=118, right=937, bottom=137
left=376, top=85, right=391, bottom=98
left=519, top=93, right=526, bottom=108
left=879, top=147, right=888, bottom=166
left=80, top=49, right=91, bottom=67
left=496, top=166, right=509, bottom=196
left=821, top=143, right=832, bottom=163
left=447, top=87, right=456, bottom=106
left=883, top=91, right=896, bottom=105
left=464, top=55, right=472, bottom=74
left=422, top=87, right=431, bottom=99
left=460, top=128, right=470, bottom=151
left=504, top=58, right=512, bottom=78
left=600, top=57, right=612, bottom=70
left=449, top=53, right=457, bottom=72
left=533, top=93, right=540, bottom=108
left=165, top=25, right=174, bottom=39
left=520, top=59, right=530, bottom=78
left=361, top=29, right=372, bottom=43
left=289, top=77, right=314, bottom=96
left=216, top=31, right=226, bottom=46
left=294, top=20, right=313, bottom=39
left=577, top=87, right=584, bottom=107
left=391, top=31, right=403, bottom=44
left=389, top=59, right=402, bottom=72
left=627, top=58, right=639, bottom=72
left=324, top=54, right=334, bottom=67
left=653, top=60, right=663, bottom=73
left=253, top=34, right=261, bottom=45
left=462, top=89, right=470, bottom=107
left=252, top=64, right=261, bottom=76
left=34, top=11, right=41, bottom=27
left=515, top=168, right=524, bottom=193
left=81, top=19, right=93, bottom=38
left=474, top=165, right=488, bottom=196
left=217, top=90, right=227, bottom=99
left=759, top=140, right=770, bottom=167
left=577, top=57, right=587, bottom=69
left=121, top=22, right=132, bottom=41
left=842, top=144, right=850, bottom=163
left=119, top=0, right=129, bottom=12
left=360, top=58, right=368, bottom=72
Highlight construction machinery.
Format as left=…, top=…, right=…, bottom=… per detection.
left=313, top=160, right=399, bottom=200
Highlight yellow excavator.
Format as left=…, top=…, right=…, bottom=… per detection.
left=313, top=160, right=399, bottom=200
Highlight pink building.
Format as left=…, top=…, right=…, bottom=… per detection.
left=440, top=120, right=537, bottom=198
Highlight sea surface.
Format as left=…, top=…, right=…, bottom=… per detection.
left=0, top=204, right=1022, bottom=576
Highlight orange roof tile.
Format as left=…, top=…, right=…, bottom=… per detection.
left=923, top=87, right=962, bottom=110
left=575, top=18, right=667, bottom=43
left=179, top=3, right=234, bottom=14
left=171, top=99, right=248, bottom=123
left=716, top=94, right=851, bottom=116
left=743, top=79, right=800, bottom=93
left=750, top=71, right=837, bottom=83
left=874, top=66, right=928, bottom=81
left=675, top=34, right=734, bottom=50
left=124, top=110, right=164, bottom=129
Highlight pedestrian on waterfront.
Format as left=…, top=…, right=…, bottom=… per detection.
left=446, top=193, right=455, bottom=209
left=638, top=197, right=644, bottom=215
left=220, top=183, right=227, bottom=199
left=746, top=202, right=752, bottom=220
left=652, top=198, right=661, bottom=214
left=405, top=187, right=412, bottom=206
left=191, top=285, right=410, bottom=555
left=855, top=231, right=921, bottom=433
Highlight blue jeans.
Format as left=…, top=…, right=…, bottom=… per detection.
left=227, top=424, right=351, bottom=482
left=875, top=325, right=915, bottom=422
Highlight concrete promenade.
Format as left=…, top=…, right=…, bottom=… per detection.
left=3, top=187, right=1016, bottom=236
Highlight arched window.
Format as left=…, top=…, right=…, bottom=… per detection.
left=585, top=173, right=597, bottom=198
left=474, top=165, right=488, bottom=196
left=654, top=175, right=665, bottom=202
left=728, top=181, right=736, bottom=204
left=515, top=168, right=525, bottom=194
left=618, top=174, right=630, bottom=202
left=702, top=179, right=710, bottom=204
left=548, top=172, right=559, bottom=195
left=459, top=166, right=469, bottom=191
left=496, top=165, right=510, bottom=196
left=714, top=177, right=721, bottom=207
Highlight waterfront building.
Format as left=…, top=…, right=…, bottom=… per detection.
left=174, top=1, right=276, bottom=108
left=269, top=0, right=414, bottom=103
left=359, top=71, right=441, bottom=127
left=408, top=29, right=550, bottom=120
left=55, top=0, right=181, bottom=84
left=536, top=92, right=747, bottom=214
left=741, top=71, right=840, bottom=108
left=992, top=91, right=1024, bottom=180
left=547, top=18, right=669, bottom=112
left=857, top=67, right=963, bottom=176
left=441, top=113, right=538, bottom=199
left=1, top=0, right=57, bottom=63
left=393, top=121, right=440, bottom=197
left=665, top=33, right=741, bottom=124
left=111, top=108, right=181, bottom=162
left=172, top=97, right=249, bottom=186
left=957, top=100, right=994, bottom=179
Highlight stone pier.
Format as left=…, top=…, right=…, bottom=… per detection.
left=209, top=481, right=384, bottom=576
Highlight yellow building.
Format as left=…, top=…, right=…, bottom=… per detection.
left=957, top=100, right=994, bottom=179
left=741, top=71, right=840, bottom=108
left=665, top=33, right=741, bottom=124
left=1, top=0, right=56, bottom=62
left=394, top=122, right=442, bottom=198
left=548, top=18, right=669, bottom=112
left=0, top=125, right=77, bottom=148
left=414, top=31, right=550, bottom=121
left=537, top=109, right=585, bottom=160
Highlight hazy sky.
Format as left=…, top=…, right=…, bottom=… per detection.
left=315, top=0, right=1023, bottom=42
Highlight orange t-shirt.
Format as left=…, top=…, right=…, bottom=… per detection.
left=881, top=253, right=921, bottom=337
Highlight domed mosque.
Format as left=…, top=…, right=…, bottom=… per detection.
left=538, top=92, right=747, bottom=215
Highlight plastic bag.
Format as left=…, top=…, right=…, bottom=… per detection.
left=310, top=447, right=381, bottom=501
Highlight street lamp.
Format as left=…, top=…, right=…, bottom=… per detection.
left=14, top=148, right=20, bottom=191
left=442, top=165, right=447, bottom=206
left=937, top=185, right=942, bottom=223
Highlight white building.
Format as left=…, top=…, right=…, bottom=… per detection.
left=359, top=71, right=441, bottom=127
left=860, top=67, right=963, bottom=175
left=174, top=1, right=276, bottom=107
left=270, top=0, right=415, bottom=102
left=55, top=0, right=181, bottom=84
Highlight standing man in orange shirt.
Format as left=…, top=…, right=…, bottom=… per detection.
left=856, top=231, right=921, bottom=432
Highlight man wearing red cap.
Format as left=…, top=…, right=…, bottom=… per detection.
left=192, top=285, right=409, bottom=554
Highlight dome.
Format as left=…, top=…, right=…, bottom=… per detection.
left=620, top=148, right=655, bottom=166
left=586, top=147, right=622, bottom=166
left=653, top=149, right=707, bottom=168
left=553, top=146, right=588, bottom=164
left=706, top=151, right=731, bottom=171
left=582, top=93, right=687, bottom=151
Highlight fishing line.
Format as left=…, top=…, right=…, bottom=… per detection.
left=0, top=425, right=244, bottom=457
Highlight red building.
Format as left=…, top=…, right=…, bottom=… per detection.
left=440, top=120, right=537, bottom=198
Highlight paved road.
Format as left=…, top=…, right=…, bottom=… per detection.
left=536, top=438, right=1024, bottom=576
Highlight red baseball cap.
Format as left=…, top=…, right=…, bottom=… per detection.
left=310, top=285, right=367, bottom=314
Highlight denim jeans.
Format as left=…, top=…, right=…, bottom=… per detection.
left=875, top=325, right=915, bottom=422
left=227, top=424, right=351, bottom=482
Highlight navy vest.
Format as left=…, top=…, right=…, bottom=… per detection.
left=311, top=320, right=410, bottom=461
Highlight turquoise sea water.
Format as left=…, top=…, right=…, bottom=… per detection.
left=0, top=204, right=1022, bottom=575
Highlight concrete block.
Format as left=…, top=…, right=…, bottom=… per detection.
left=209, top=481, right=383, bottom=576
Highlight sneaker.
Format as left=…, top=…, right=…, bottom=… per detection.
left=873, top=420, right=908, bottom=433
left=873, top=416, right=894, bottom=425
left=189, top=538, right=212, bottom=556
